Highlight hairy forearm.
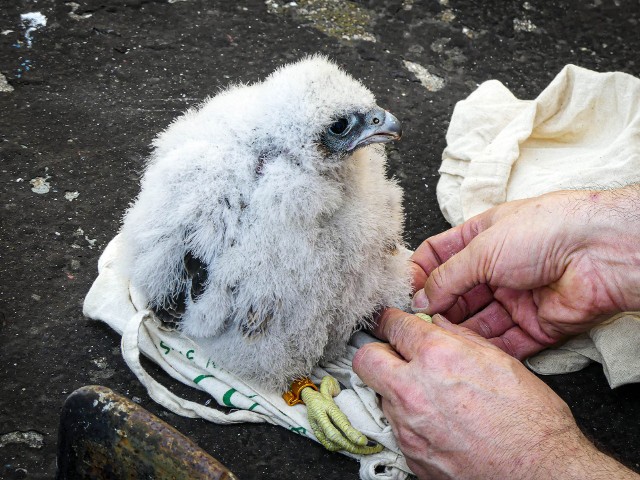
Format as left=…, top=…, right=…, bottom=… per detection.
left=577, top=449, right=640, bottom=480
left=532, top=430, right=639, bottom=480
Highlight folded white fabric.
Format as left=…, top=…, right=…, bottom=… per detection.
left=437, top=64, right=640, bottom=387
left=83, top=234, right=411, bottom=480
left=527, top=314, right=640, bottom=387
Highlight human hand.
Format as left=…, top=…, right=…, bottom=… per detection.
left=410, top=185, right=640, bottom=359
left=353, top=309, right=638, bottom=480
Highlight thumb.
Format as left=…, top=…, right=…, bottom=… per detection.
left=409, top=259, right=428, bottom=293
left=412, top=235, right=490, bottom=315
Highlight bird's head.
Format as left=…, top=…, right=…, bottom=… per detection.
left=256, top=55, right=402, bottom=170
left=319, top=105, right=402, bottom=158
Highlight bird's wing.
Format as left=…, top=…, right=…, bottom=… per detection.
left=152, top=250, right=209, bottom=330
left=153, top=249, right=273, bottom=339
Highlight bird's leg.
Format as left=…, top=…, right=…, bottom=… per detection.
left=284, top=376, right=384, bottom=455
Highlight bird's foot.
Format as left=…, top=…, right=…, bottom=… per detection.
left=299, top=376, right=384, bottom=455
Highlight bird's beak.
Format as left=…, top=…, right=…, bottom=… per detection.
left=348, top=107, right=402, bottom=151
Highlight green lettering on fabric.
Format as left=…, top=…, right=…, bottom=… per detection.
left=206, top=358, right=218, bottom=369
left=159, top=340, right=171, bottom=355
left=193, top=374, right=214, bottom=385
left=290, top=426, right=307, bottom=435
left=222, top=388, right=237, bottom=408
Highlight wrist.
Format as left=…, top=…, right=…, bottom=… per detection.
left=581, top=185, right=640, bottom=312
left=531, top=428, right=638, bottom=480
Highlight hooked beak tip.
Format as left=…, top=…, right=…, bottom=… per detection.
left=349, top=109, right=402, bottom=151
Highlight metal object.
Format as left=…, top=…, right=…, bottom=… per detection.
left=56, top=385, right=238, bottom=479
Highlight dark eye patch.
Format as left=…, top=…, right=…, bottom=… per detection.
left=329, top=118, right=349, bottom=135
left=320, top=112, right=364, bottom=155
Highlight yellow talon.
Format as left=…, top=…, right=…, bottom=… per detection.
left=285, top=375, right=384, bottom=455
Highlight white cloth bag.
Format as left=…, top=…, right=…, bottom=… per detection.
left=83, top=234, right=411, bottom=480
left=437, top=64, right=640, bottom=387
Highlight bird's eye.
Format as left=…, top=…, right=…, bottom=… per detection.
left=329, top=118, right=349, bottom=135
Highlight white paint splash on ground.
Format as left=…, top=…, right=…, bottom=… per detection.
left=30, top=176, right=50, bottom=194
left=20, top=12, right=47, bottom=47
left=64, top=191, right=80, bottom=201
left=403, top=61, right=445, bottom=92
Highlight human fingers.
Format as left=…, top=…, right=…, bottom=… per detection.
left=369, top=308, right=441, bottom=361
left=410, top=226, right=464, bottom=277
left=493, top=287, right=558, bottom=345
left=488, top=326, right=547, bottom=360
left=352, top=340, right=407, bottom=401
left=414, top=195, right=574, bottom=316
left=459, top=300, right=516, bottom=339
left=410, top=218, right=485, bottom=279
left=415, top=232, right=496, bottom=315
left=459, top=289, right=556, bottom=357
left=436, top=283, right=495, bottom=323
left=409, top=259, right=428, bottom=293
left=431, top=314, right=504, bottom=352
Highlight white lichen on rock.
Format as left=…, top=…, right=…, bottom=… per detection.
left=403, top=60, right=445, bottom=92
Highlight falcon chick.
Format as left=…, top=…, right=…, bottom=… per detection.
left=119, top=56, right=411, bottom=453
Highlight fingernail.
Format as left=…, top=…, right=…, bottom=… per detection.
left=411, top=289, right=429, bottom=312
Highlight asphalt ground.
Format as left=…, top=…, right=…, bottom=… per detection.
left=1, top=0, right=639, bottom=478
